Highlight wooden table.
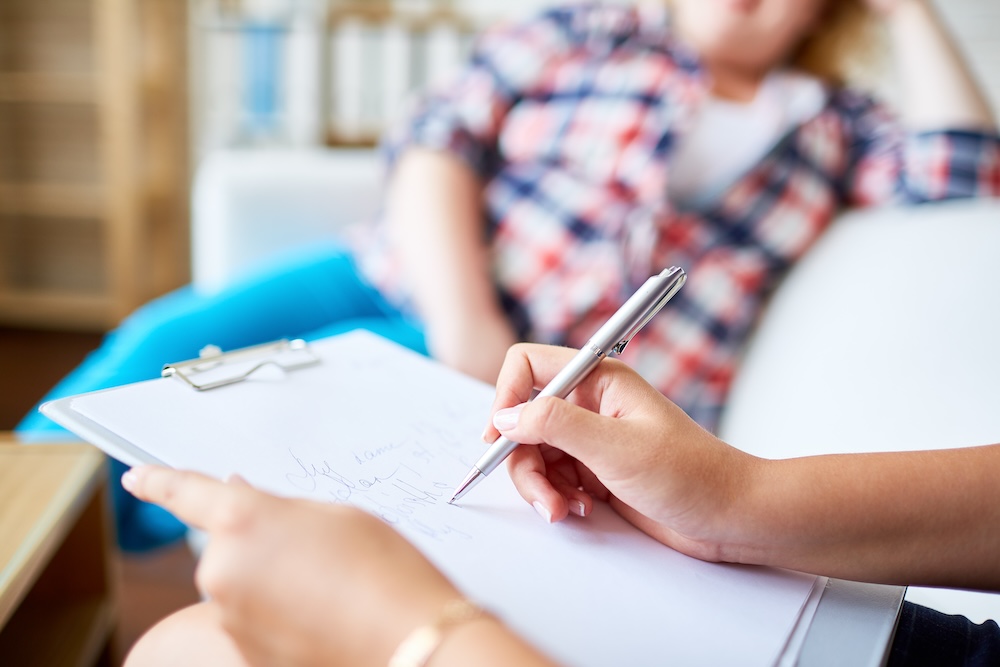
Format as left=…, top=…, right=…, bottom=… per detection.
left=0, top=439, right=118, bottom=666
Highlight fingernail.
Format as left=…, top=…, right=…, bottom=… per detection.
left=569, top=500, right=586, bottom=517
left=480, top=426, right=494, bottom=443
left=121, top=469, right=138, bottom=491
left=493, top=404, right=524, bottom=431
left=532, top=501, right=552, bottom=523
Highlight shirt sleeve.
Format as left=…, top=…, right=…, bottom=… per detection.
left=379, top=10, right=575, bottom=178
left=837, top=90, right=1000, bottom=206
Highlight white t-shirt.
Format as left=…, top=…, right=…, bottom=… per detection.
left=667, top=70, right=827, bottom=209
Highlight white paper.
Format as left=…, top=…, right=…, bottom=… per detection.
left=56, top=330, right=817, bottom=666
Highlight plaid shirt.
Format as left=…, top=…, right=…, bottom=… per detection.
left=358, top=4, right=1000, bottom=429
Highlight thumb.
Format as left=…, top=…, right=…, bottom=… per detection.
left=494, top=396, right=613, bottom=463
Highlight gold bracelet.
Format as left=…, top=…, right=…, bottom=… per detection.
left=388, top=599, right=490, bottom=667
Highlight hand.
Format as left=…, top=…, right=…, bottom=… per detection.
left=485, top=344, right=762, bottom=561
left=122, top=467, right=460, bottom=667
left=867, top=0, right=994, bottom=131
left=487, top=346, right=1000, bottom=588
left=428, top=310, right=517, bottom=386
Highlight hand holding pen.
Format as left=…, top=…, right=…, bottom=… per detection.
left=449, top=267, right=686, bottom=503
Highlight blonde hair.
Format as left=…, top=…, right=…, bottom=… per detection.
left=792, top=0, right=883, bottom=86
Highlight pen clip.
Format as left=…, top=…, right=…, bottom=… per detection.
left=612, top=269, right=686, bottom=355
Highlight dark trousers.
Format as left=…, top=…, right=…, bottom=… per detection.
left=889, top=602, right=1000, bottom=666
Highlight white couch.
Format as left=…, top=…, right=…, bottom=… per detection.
left=191, top=147, right=1000, bottom=622
left=192, top=148, right=384, bottom=294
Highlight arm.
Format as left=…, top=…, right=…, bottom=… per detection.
left=379, top=13, right=573, bottom=384
left=384, top=148, right=514, bottom=385
left=737, top=445, right=1000, bottom=588
left=876, top=0, right=995, bottom=131
left=122, top=468, right=558, bottom=667
left=844, top=1, right=1000, bottom=205
left=494, top=344, right=1000, bottom=590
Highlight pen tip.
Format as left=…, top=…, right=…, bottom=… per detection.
left=449, top=467, right=483, bottom=505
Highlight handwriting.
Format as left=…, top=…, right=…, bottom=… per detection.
left=284, top=448, right=472, bottom=543
left=285, top=451, right=355, bottom=500
left=353, top=442, right=403, bottom=465
left=357, top=487, right=471, bottom=542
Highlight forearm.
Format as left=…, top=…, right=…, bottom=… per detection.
left=886, top=0, right=995, bottom=131
left=729, top=444, right=1000, bottom=590
left=384, top=148, right=507, bottom=339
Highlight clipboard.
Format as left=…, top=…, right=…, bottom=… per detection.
left=41, top=330, right=839, bottom=666
left=43, top=338, right=320, bottom=468
left=161, top=338, right=321, bottom=391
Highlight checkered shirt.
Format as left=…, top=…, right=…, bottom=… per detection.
left=356, top=4, right=1000, bottom=430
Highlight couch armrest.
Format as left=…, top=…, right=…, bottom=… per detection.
left=191, top=148, right=382, bottom=294
left=718, top=197, right=1000, bottom=455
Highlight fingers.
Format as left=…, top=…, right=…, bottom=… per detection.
left=122, top=466, right=252, bottom=532
left=506, top=447, right=593, bottom=523
left=484, top=344, right=580, bottom=443
left=507, top=447, right=570, bottom=522
left=495, top=395, right=614, bottom=463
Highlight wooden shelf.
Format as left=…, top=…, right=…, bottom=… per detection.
left=0, top=596, right=116, bottom=667
left=0, top=0, right=191, bottom=332
left=327, top=4, right=474, bottom=31
left=0, top=73, right=98, bottom=105
left=0, top=445, right=118, bottom=666
left=0, top=289, right=114, bottom=331
left=0, top=182, right=105, bottom=218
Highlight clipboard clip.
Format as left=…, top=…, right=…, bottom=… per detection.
left=162, top=339, right=321, bottom=391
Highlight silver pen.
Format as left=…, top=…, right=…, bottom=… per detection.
left=448, top=266, right=687, bottom=504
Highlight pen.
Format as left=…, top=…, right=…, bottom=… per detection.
left=448, top=266, right=687, bottom=504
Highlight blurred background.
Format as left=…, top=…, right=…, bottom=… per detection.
left=0, top=0, right=566, bottom=429
left=0, top=0, right=997, bottom=661
left=1, top=0, right=998, bottom=422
